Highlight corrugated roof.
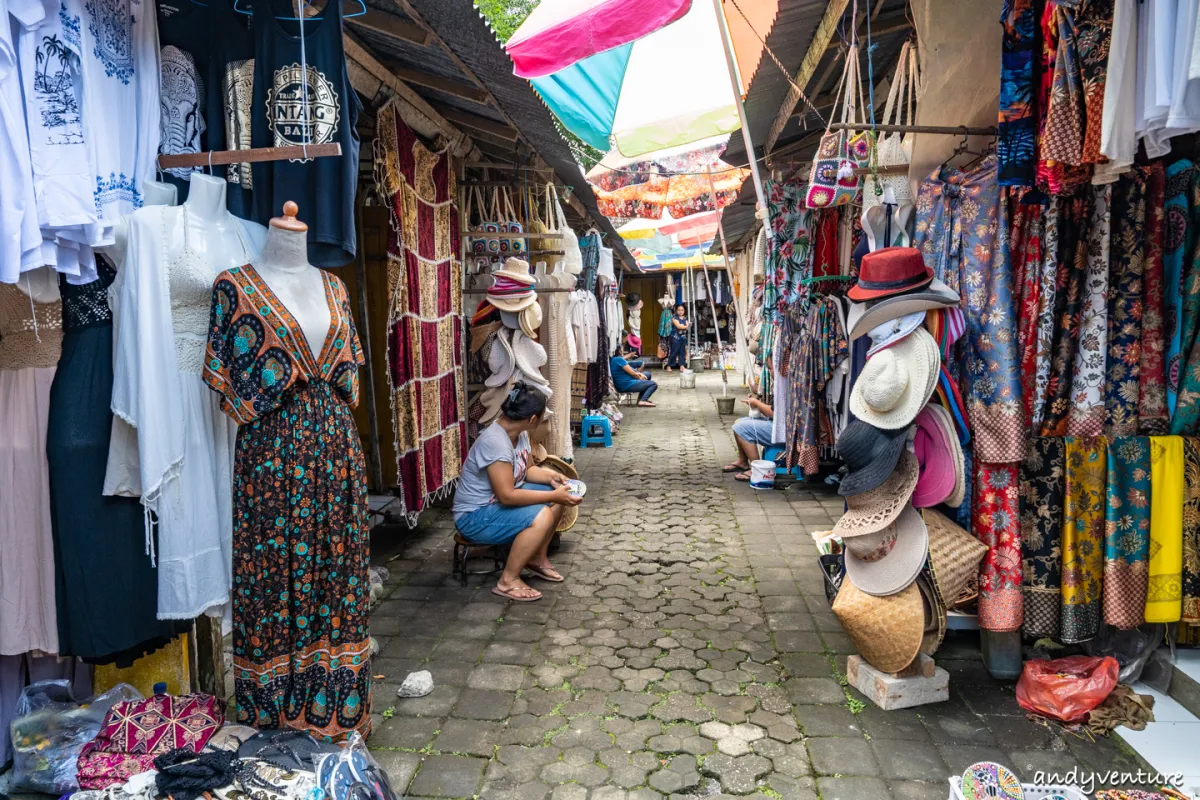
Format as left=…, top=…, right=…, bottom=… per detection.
left=363, top=0, right=637, bottom=270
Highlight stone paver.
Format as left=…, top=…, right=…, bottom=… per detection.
left=365, top=373, right=1156, bottom=798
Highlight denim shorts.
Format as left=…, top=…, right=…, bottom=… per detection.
left=454, top=483, right=554, bottom=545
left=732, top=416, right=779, bottom=446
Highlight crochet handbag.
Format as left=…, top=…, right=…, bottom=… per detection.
left=863, top=39, right=918, bottom=210
left=76, top=693, right=224, bottom=789
left=806, top=34, right=873, bottom=209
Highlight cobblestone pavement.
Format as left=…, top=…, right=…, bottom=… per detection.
left=367, top=373, right=1148, bottom=800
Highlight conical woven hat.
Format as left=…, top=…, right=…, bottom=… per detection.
left=923, top=507, right=987, bottom=609
left=916, top=573, right=946, bottom=656
left=833, top=450, right=920, bottom=539
left=536, top=455, right=579, bottom=532
left=832, top=578, right=924, bottom=674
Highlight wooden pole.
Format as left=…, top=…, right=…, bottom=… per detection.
left=353, top=194, right=384, bottom=493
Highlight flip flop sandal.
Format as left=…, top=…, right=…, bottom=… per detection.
left=723, top=463, right=749, bottom=473
left=734, top=471, right=752, bottom=482
left=491, top=585, right=542, bottom=602
left=525, top=565, right=564, bottom=582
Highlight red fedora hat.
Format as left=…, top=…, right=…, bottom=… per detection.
left=848, top=247, right=934, bottom=302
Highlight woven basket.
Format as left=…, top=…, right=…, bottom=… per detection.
left=820, top=553, right=845, bottom=607
left=535, top=455, right=579, bottom=532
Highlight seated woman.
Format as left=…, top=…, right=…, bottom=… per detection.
left=724, top=395, right=784, bottom=482
left=453, top=383, right=583, bottom=601
left=610, top=343, right=658, bottom=407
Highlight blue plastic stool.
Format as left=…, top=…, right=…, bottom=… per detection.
left=580, top=415, right=613, bottom=448
left=762, top=445, right=785, bottom=463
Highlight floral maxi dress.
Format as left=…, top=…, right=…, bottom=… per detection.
left=204, top=264, right=371, bottom=741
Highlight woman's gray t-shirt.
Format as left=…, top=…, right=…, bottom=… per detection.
left=453, top=422, right=531, bottom=517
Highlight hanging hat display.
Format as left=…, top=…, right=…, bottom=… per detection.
left=488, top=258, right=539, bottom=312
left=847, top=279, right=960, bottom=340
left=843, top=504, right=929, bottom=597
left=832, top=450, right=920, bottom=539
left=911, top=405, right=956, bottom=508
left=836, top=420, right=914, bottom=497
left=922, top=507, right=988, bottom=609
left=832, top=578, right=925, bottom=674
left=848, top=247, right=933, bottom=302
left=866, top=311, right=926, bottom=358
left=849, top=328, right=940, bottom=430
left=485, top=328, right=517, bottom=388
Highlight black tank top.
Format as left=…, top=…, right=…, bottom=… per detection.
left=156, top=0, right=254, bottom=216
left=250, top=0, right=360, bottom=266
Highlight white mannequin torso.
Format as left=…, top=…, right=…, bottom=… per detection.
left=165, top=174, right=265, bottom=270
left=252, top=221, right=331, bottom=361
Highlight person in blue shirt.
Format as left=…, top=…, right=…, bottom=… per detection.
left=610, top=343, right=658, bottom=407
left=665, top=305, right=690, bottom=371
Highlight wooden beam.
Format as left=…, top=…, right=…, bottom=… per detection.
left=435, top=106, right=519, bottom=141
left=345, top=8, right=429, bottom=45
left=385, top=64, right=490, bottom=103
left=343, top=32, right=477, bottom=157
left=764, top=0, right=850, bottom=154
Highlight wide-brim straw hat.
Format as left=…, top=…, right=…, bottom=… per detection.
left=478, top=381, right=513, bottom=424
left=832, top=577, right=924, bottom=674
left=495, top=256, right=537, bottom=286
left=537, top=455, right=579, bottom=531
left=512, top=330, right=549, bottom=384
left=916, top=573, right=946, bottom=656
left=923, top=403, right=966, bottom=507
left=470, top=320, right=503, bottom=355
left=488, top=290, right=538, bottom=313
left=520, top=301, right=543, bottom=337
left=833, top=450, right=919, bottom=539
left=849, top=328, right=940, bottom=430
left=844, top=504, right=929, bottom=597
left=836, top=420, right=914, bottom=497
left=848, top=277, right=960, bottom=341
left=922, top=507, right=988, bottom=609
left=485, top=329, right=516, bottom=388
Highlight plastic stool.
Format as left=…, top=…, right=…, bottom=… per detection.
left=452, top=533, right=508, bottom=587
left=580, top=414, right=613, bottom=448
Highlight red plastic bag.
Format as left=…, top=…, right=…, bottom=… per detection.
left=1015, top=655, right=1120, bottom=723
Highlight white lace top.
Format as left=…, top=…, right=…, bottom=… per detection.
left=169, top=216, right=247, bottom=374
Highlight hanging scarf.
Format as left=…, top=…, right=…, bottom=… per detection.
left=1067, top=185, right=1111, bottom=436
left=1073, top=0, right=1114, bottom=165
left=1183, top=437, right=1200, bottom=624
left=1146, top=436, right=1184, bottom=623
left=1011, top=196, right=1046, bottom=427
left=998, top=0, right=1038, bottom=187
left=1140, top=164, right=1169, bottom=434
left=1036, top=2, right=1091, bottom=195
left=1041, top=188, right=1092, bottom=436
left=1061, top=436, right=1107, bottom=642
left=1032, top=198, right=1061, bottom=432
left=1020, top=438, right=1065, bottom=640
left=812, top=209, right=839, bottom=278
left=1103, top=436, right=1151, bottom=630
left=1165, top=161, right=1195, bottom=417
left=974, top=461, right=1024, bottom=631
left=1173, top=170, right=1200, bottom=435
left=1105, top=168, right=1148, bottom=435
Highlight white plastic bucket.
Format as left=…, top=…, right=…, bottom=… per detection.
left=750, top=459, right=776, bottom=489
left=679, top=369, right=696, bottom=389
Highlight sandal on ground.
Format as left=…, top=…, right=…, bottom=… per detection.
left=723, top=462, right=749, bottom=473
left=638, top=401, right=656, bottom=407
left=524, top=564, right=564, bottom=582
left=734, top=471, right=752, bottom=482
left=492, top=584, right=542, bottom=601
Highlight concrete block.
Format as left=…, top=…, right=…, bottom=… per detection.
left=846, top=655, right=949, bottom=710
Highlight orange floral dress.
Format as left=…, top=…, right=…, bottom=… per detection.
left=203, top=264, right=370, bottom=741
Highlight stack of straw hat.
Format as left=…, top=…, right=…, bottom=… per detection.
left=475, top=259, right=552, bottom=424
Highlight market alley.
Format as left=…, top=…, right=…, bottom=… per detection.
left=364, top=373, right=1150, bottom=800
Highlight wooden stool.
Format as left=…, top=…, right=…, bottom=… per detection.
left=452, top=533, right=508, bottom=587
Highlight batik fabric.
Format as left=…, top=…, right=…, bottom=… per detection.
left=1073, top=0, right=1114, bottom=165
left=1020, top=438, right=1064, bottom=639
left=1104, top=436, right=1151, bottom=629
left=1165, top=160, right=1195, bottom=417
left=1062, top=436, right=1107, bottom=643
left=1183, top=437, right=1200, bottom=623
left=1036, top=2, right=1091, bottom=195
left=764, top=178, right=814, bottom=311
left=204, top=265, right=372, bottom=742
left=1067, top=185, right=1111, bottom=436
left=1146, top=436, right=1184, bottom=623
left=1041, top=188, right=1091, bottom=436
left=974, top=461, right=1024, bottom=631
left=376, top=103, right=468, bottom=523
left=1140, top=164, right=1169, bottom=434
left=999, top=0, right=1038, bottom=187
left=1174, top=170, right=1200, bottom=435
left=1033, top=199, right=1061, bottom=432
left=1105, top=168, right=1147, bottom=435
left=1011, top=196, right=1046, bottom=427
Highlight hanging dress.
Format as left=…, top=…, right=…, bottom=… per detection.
left=204, top=264, right=370, bottom=742
left=48, top=259, right=182, bottom=661
left=109, top=206, right=241, bottom=620
left=0, top=276, right=62, bottom=654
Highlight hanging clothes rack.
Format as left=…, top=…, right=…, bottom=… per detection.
left=829, top=123, right=997, bottom=135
